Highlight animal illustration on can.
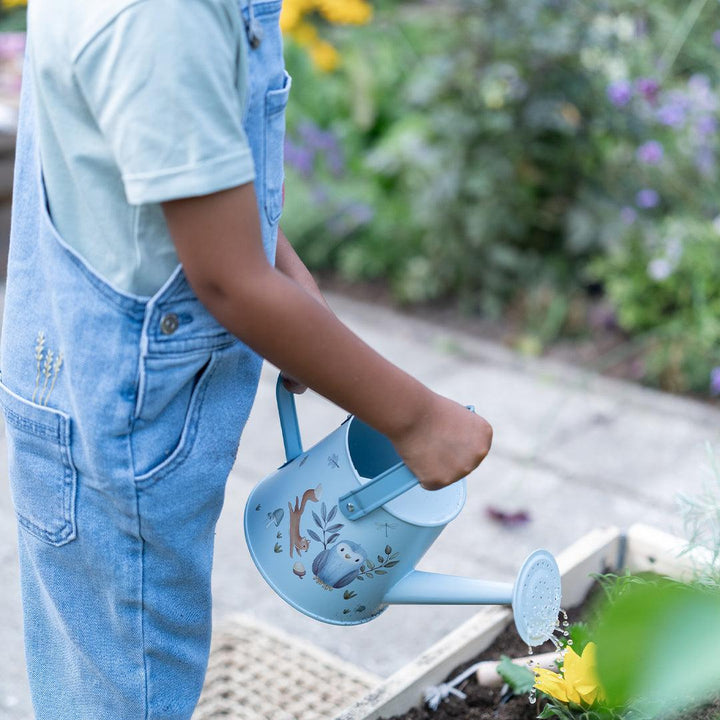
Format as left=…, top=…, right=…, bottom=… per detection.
left=288, top=484, right=322, bottom=557
left=312, top=539, right=367, bottom=589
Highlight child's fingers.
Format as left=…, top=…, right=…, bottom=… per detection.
left=281, top=373, right=307, bottom=394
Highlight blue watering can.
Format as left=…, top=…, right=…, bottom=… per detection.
left=244, top=376, right=562, bottom=646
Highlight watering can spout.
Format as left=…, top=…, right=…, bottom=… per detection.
left=383, top=570, right=514, bottom=606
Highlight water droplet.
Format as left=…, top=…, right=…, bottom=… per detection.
left=567, top=639, right=574, bottom=646
left=563, top=630, right=569, bottom=636
left=528, top=645, right=534, bottom=655
left=562, top=620, right=569, bottom=627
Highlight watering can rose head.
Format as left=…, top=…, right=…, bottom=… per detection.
left=534, top=642, right=606, bottom=706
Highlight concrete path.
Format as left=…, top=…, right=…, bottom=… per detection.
left=1, top=292, right=719, bottom=719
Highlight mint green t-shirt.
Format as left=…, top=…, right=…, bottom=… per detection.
left=28, top=0, right=256, bottom=296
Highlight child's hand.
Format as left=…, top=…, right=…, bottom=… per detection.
left=280, top=372, right=307, bottom=394
left=391, top=394, right=493, bottom=491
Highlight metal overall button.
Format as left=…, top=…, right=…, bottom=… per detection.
left=160, top=313, right=179, bottom=335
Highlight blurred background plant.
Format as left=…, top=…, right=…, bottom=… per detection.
left=281, top=0, right=720, bottom=397
left=0, top=0, right=26, bottom=32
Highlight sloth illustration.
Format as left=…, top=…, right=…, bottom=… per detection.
left=312, top=539, right=367, bottom=589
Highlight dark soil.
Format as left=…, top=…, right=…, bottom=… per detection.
left=380, top=580, right=720, bottom=720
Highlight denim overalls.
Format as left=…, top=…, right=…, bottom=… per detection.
left=0, top=2, right=289, bottom=718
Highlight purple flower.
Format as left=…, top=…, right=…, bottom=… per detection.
left=636, top=188, right=660, bottom=209
left=298, top=121, right=338, bottom=152
left=284, top=137, right=315, bottom=178
left=607, top=80, right=633, bottom=107
left=697, top=115, right=718, bottom=137
left=636, top=140, right=664, bottom=165
left=635, top=77, right=660, bottom=103
left=620, top=206, right=637, bottom=225
left=0, top=33, right=25, bottom=61
left=656, top=91, right=689, bottom=128
left=710, top=367, right=720, bottom=396
left=687, top=74, right=718, bottom=113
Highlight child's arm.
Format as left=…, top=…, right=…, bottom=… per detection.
left=273, top=227, right=330, bottom=394
left=162, top=183, right=493, bottom=490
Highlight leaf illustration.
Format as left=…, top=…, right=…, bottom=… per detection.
left=326, top=533, right=340, bottom=545
left=385, top=561, right=399, bottom=568
left=356, top=576, right=364, bottom=581
left=312, top=511, right=323, bottom=528
left=389, top=553, right=399, bottom=560
left=356, top=605, right=366, bottom=612
left=255, top=504, right=261, bottom=511
left=375, top=569, right=387, bottom=575
left=321, top=502, right=327, bottom=521
left=385, top=545, right=392, bottom=555
left=377, top=555, right=384, bottom=564
left=327, top=505, right=338, bottom=522
left=343, top=608, right=350, bottom=614
left=327, top=523, right=344, bottom=533
left=366, top=573, right=374, bottom=579
left=366, top=560, right=375, bottom=570
left=307, top=529, right=321, bottom=542
left=273, top=543, right=282, bottom=553
left=343, top=590, right=357, bottom=600
left=276, top=531, right=282, bottom=539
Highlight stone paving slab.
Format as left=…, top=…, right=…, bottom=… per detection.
left=1, top=291, right=719, bottom=719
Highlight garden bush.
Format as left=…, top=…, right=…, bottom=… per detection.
left=281, top=0, right=720, bottom=395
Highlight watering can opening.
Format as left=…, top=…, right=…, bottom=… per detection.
left=345, top=416, right=466, bottom=528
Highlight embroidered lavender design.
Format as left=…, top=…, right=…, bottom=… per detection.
left=43, top=352, right=63, bottom=406
left=32, top=331, right=64, bottom=406
left=32, top=331, right=45, bottom=403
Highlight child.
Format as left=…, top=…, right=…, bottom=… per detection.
left=0, top=1, right=493, bottom=718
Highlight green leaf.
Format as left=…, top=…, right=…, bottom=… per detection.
left=595, top=580, right=720, bottom=715
left=496, top=655, right=535, bottom=694
left=568, top=622, right=593, bottom=654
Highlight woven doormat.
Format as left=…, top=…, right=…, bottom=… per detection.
left=194, top=614, right=380, bottom=720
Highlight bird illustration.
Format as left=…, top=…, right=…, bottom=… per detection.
left=312, top=539, right=367, bottom=589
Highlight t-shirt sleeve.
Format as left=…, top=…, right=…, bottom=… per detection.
left=73, top=0, right=255, bottom=205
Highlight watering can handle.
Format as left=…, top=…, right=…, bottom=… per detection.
left=276, top=374, right=474, bottom=520
left=276, top=375, right=303, bottom=462
left=339, top=403, right=476, bottom=521
left=338, top=462, right=418, bottom=520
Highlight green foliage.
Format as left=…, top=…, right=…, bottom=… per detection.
left=537, top=698, right=627, bottom=720
left=0, top=6, right=26, bottom=31
left=594, top=579, right=720, bottom=717
left=678, top=443, right=720, bottom=585
left=282, top=0, right=720, bottom=395
left=496, top=655, right=535, bottom=694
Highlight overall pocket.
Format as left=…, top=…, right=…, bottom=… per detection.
left=0, top=379, right=77, bottom=546
left=132, top=351, right=219, bottom=484
left=264, top=70, right=292, bottom=226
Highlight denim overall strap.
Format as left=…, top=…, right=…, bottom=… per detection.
left=0, top=5, right=289, bottom=719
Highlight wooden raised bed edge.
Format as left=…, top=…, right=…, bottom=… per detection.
left=336, top=524, right=707, bottom=720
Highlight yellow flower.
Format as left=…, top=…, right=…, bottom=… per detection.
left=534, top=642, right=605, bottom=707
left=308, top=38, right=339, bottom=72
left=2, top=0, right=27, bottom=8
left=315, top=0, right=373, bottom=25
left=280, top=0, right=372, bottom=72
